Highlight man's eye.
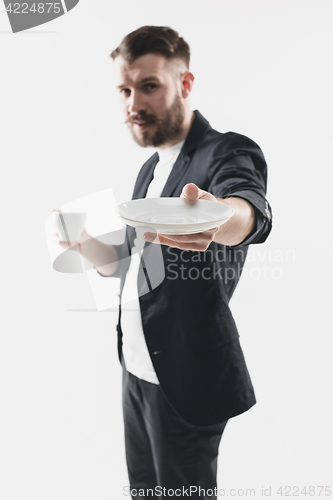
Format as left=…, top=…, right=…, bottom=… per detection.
left=144, top=84, right=158, bottom=91
left=121, top=88, right=131, bottom=96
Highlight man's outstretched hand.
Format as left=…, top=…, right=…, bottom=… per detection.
left=181, top=182, right=217, bottom=203
left=143, top=183, right=219, bottom=252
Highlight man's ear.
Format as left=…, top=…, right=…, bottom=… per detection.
left=181, top=71, right=195, bottom=98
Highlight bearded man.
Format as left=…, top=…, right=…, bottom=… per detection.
left=57, top=26, right=272, bottom=500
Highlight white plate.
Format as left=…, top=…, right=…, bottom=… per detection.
left=116, top=198, right=234, bottom=234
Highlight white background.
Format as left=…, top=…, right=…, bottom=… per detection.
left=1, top=0, right=332, bottom=498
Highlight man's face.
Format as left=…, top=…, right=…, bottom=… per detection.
left=113, top=53, right=186, bottom=148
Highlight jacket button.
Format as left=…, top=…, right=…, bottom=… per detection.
left=153, top=350, right=162, bottom=355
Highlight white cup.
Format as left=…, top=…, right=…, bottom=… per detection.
left=51, top=211, right=86, bottom=242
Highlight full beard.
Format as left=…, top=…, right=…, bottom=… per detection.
left=128, top=94, right=185, bottom=148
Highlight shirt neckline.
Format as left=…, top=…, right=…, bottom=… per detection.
left=156, top=139, right=185, bottom=163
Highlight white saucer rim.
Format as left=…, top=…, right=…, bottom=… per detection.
left=116, top=198, right=234, bottom=225
left=118, top=215, right=233, bottom=235
left=118, top=213, right=233, bottom=227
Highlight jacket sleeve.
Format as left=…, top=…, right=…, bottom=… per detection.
left=208, top=135, right=272, bottom=246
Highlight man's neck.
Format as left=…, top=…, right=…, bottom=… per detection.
left=157, top=110, right=195, bottom=150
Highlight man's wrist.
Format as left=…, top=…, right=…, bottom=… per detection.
left=213, top=197, right=255, bottom=246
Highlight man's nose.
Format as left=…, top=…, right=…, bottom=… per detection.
left=127, top=90, right=146, bottom=114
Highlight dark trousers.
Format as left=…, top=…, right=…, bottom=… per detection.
left=122, top=367, right=228, bottom=499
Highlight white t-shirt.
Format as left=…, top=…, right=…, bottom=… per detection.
left=121, top=140, right=185, bottom=384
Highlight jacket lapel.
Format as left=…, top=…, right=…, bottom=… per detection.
left=161, top=110, right=211, bottom=197
left=160, top=154, right=191, bottom=197
left=128, top=153, right=159, bottom=249
left=132, top=152, right=159, bottom=200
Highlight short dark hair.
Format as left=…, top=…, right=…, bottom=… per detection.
left=110, top=26, right=190, bottom=68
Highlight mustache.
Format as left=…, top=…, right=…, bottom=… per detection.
left=125, top=113, right=159, bottom=125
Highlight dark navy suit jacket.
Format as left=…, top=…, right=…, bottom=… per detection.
left=104, top=110, right=272, bottom=426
